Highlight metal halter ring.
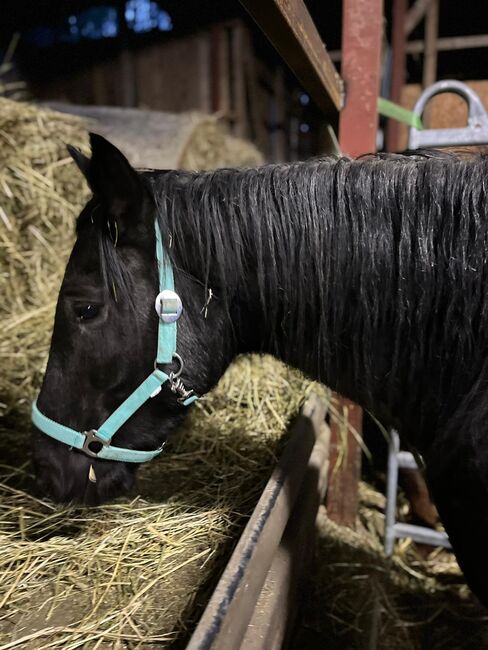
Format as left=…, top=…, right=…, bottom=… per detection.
left=82, top=429, right=109, bottom=458
left=170, top=353, right=184, bottom=379
left=154, top=353, right=184, bottom=377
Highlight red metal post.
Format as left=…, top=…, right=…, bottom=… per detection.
left=338, top=0, right=384, bottom=157
left=327, top=0, right=383, bottom=528
left=386, top=0, right=408, bottom=151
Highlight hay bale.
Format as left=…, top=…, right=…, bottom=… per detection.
left=0, top=98, right=262, bottom=420
left=46, top=102, right=264, bottom=170
left=0, top=98, right=90, bottom=420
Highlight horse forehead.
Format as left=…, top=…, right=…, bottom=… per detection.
left=66, top=230, right=101, bottom=276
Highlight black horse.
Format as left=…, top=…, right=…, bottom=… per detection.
left=34, top=134, right=488, bottom=606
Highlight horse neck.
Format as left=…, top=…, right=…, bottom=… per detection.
left=161, top=156, right=488, bottom=442
left=161, top=162, right=363, bottom=400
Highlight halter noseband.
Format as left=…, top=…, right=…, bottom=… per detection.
left=31, top=220, right=198, bottom=464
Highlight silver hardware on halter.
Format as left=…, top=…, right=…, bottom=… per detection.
left=168, top=353, right=195, bottom=403
left=155, top=289, right=183, bottom=323
left=82, top=429, right=109, bottom=458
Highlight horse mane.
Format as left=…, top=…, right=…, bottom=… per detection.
left=147, top=151, right=488, bottom=430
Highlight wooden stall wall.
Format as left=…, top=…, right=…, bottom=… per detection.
left=32, top=20, right=314, bottom=163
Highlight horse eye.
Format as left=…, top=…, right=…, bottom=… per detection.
left=74, top=304, right=100, bottom=320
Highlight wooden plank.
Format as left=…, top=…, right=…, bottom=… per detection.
left=386, top=0, right=408, bottom=152
left=119, top=49, right=136, bottom=107
left=408, top=33, right=488, bottom=54
left=187, top=394, right=327, bottom=650
left=422, top=0, right=439, bottom=90
left=330, top=34, right=488, bottom=61
left=422, top=0, right=439, bottom=128
left=231, top=22, right=248, bottom=137
left=326, top=398, right=363, bottom=528
left=238, top=0, right=343, bottom=117
left=338, top=0, right=383, bottom=158
left=271, top=67, right=287, bottom=162
left=241, top=421, right=331, bottom=649
left=404, top=0, right=434, bottom=36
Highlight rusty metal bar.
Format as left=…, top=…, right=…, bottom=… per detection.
left=238, top=0, right=343, bottom=117
left=338, top=0, right=384, bottom=158
left=328, top=0, right=383, bottom=530
left=386, top=0, right=408, bottom=152
left=187, top=394, right=327, bottom=650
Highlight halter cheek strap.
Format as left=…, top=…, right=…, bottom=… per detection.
left=31, top=220, right=198, bottom=464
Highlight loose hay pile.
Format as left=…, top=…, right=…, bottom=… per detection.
left=0, top=97, right=262, bottom=421
left=1, top=97, right=484, bottom=649
left=0, top=355, right=331, bottom=648
left=293, top=485, right=488, bottom=650
left=0, top=98, right=325, bottom=648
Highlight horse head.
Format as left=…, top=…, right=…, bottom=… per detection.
left=32, top=134, right=232, bottom=504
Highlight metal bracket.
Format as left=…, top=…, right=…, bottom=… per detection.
left=82, top=429, right=109, bottom=458
left=408, top=80, right=488, bottom=149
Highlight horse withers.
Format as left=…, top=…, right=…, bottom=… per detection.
left=33, top=134, right=488, bottom=606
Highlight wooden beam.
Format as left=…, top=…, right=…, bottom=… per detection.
left=327, top=399, right=363, bottom=528
left=386, top=0, right=408, bottom=152
left=329, top=34, right=488, bottom=63
left=407, top=33, right=488, bottom=54
left=187, top=395, right=327, bottom=650
left=404, top=0, right=434, bottom=37
left=238, top=0, right=343, bottom=117
left=422, top=0, right=439, bottom=91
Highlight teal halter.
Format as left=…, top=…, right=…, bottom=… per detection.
left=31, top=220, right=198, bottom=464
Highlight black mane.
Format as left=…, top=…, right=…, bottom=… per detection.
left=148, top=152, right=488, bottom=439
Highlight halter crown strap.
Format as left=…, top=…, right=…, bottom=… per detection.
left=31, top=220, right=198, bottom=464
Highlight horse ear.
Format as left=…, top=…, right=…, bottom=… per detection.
left=87, top=133, right=143, bottom=221
left=67, top=144, right=90, bottom=179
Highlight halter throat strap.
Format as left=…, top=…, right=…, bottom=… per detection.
left=31, top=220, right=198, bottom=463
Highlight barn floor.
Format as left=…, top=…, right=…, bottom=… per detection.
left=290, top=499, right=488, bottom=650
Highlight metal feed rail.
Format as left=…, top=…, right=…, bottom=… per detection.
left=384, top=430, right=451, bottom=555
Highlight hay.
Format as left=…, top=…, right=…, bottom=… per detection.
left=0, top=98, right=90, bottom=420
left=0, top=98, right=262, bottom=421
left=1, top=97, right=478, bottom=648
left=0, top=97, right=328, bottom=648
left=0, top=355, right=331, bottom=649
left=293, top=485, right=488, bottom=649
left=45, top=103, right=264, bottom=171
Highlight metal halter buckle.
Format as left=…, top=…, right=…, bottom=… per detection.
left=155, top=290, right=183, bottom=323
left=82, top=429, right=109, bottom=458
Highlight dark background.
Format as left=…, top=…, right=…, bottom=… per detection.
left=1, top=1, right=488, bottom=86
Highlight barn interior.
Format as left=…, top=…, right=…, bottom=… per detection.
left=1, top=1, right=488, bottom=648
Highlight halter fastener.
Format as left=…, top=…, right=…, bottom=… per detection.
left=82, top=429, right=110, bottom=458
